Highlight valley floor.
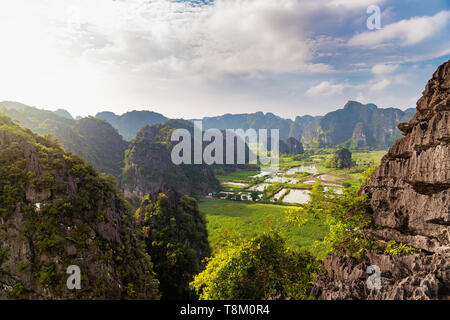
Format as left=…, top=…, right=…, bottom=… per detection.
left=200, top=149, right=386, bottom=257
left=199, top=198, right=329, bottom=255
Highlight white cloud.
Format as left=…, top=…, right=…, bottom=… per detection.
left=370, top=79, right=391, bottom=91
left=305, top=81, right=345, bottom=96
left=354, top=92, right=369, bottom=104
left=0, top=0, right=447, bottom=119
left=349, top=10, right=450, bottom=47
left=329, top=0, right=386, bottom=9
left=78, top=0, right=339, bottom=77
left=3, top=0, right=391, bottom=81
left=371, top=63, right=398, bottom=74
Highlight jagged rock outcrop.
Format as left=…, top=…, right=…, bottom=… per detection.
left=280, top=137, right=304, bottom=155
left=333, top=148, right=353, bottom=168
left=0, top=115, right=159, bottom=299
left=312, top=60, right=450, bottom=300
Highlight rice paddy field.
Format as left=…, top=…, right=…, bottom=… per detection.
left=198, top=199, right=329, bottom=255
left=203, top=149, right=387, bottom=257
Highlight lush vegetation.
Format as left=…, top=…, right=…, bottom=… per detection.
left=1, top=103, right=421, bottom=301
left=0, top=104, right=128, bottom=177
left=301, top=101, right=415, bottom=148
left=285, top=165, right=377, bottom=258
left=137, top=192, right=211, bottom=299
left=199, top=199, right=328, bottom=254
left=323, top=148, right=353, bottom=169
left=191, top=233, right=320, bottom=300
left=384, top=240, right=421, bottom=256
left=216, top=170, right=259, bottom=181
left=0, top=114, right=159, bottom=299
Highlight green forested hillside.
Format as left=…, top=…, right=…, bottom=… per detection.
left=0, top=102, right=128, bottom=177
left=136, top=187, right=210, bottom=299
left=0, top=114, right=159, bottom=299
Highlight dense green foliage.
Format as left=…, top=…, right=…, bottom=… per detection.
left=286, top=181, right=375, bottom=258
left=285, top=165, right=422, bottom=259
left=137, top=192, right=211, bottom=299
left=384, top=240, right=421, bottom=255
left=0, top=114, right=159, bottom=299
left=0, top=99, right=421, bottom=300
left=191, top=233, right=320, bottom=300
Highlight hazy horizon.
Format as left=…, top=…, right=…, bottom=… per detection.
left=0, top=98, right=419, bottom=121
left=1, top=0, right=449, bottom=119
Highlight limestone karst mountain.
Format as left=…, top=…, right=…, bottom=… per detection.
left=53, top=109, right=73, bottom=119
left=0, top=102, right=128, bottom=177
left=279, top=137, right=305, bottom=155
left=312, top=60, right=450, bottom=300
left=197, top=112, right=316, bottom=141
left=96, top=110, right=168, bottom=141
left=121, top=120, right=221, bottom=204
left=0, top=114, right=159, bottom=299
left=301, top=101, right=415, bottom=149
left=332, top=148, right=353, bottom=169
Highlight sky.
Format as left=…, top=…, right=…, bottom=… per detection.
left=0, top=0, right=449, bottom=119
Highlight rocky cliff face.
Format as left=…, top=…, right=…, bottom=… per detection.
left=312, top=60, right=450, bottom=300
left=301, top=101, right=414, bottom=148
left=333, top=148, right=352, bottom=169
left=280, top=137, right=304, bottom=155
left=121, top=120, right=220, bottom=203
left=199, top=111, right=311, bottom=141
left=0, top=115, right=159, bottom=299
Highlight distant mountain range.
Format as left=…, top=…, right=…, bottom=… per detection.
left=94, top=102, right=414, bottom=149
left=0, top=100, right=416, bottom=180
left=301, top=101, right=415, bottom=149
left=193, top=112, right=320, bottom=141
left=0, top=101, right=128, bottom=177
left=96, top=110, right=168, bottom=141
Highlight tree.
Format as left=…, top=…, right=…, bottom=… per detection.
left=191, top=233, right=320, bottom=300
left=286, top=184, right=374, bottom=258
left=137, top=189, right=211, bottom=299
left=250, top=191, right=259, bottom=201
